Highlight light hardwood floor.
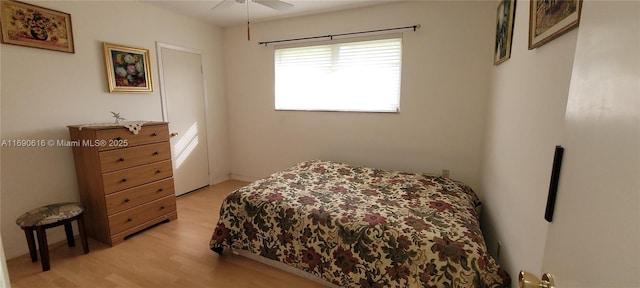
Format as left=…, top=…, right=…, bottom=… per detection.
left=7, top=180, right=327, bottom=288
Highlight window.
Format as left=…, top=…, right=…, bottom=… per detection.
left=274, top=35, right=402, bottom=112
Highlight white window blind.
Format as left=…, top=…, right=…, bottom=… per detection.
left=274, top=35, right=402, bottom=112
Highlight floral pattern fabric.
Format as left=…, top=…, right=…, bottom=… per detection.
left=16, top=202, right=84, bottom=227
left=210, top=160, right=510, bottom=287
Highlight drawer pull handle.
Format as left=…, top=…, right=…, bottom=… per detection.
left=151, top=132, right=158, bottom=137
left=160, top=206, right=165, bottom=210
left=124, top=198, right=130, bottom=203
left=155, top=169, right=161, bottom=174
left=121, top=178, right=127, bottom=183
left=127, top=218, right=132, bottom=222
left=157, top=188, right=164, bottom=192
left=153, top=151, right=159, bottom=156
left=118, top=157, right=125, bottom=162
left=115, top=137, right=122, bottom=141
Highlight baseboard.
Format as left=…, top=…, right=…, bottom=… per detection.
left=212, top=174, right=231, bottom=185
left=229, top=174, right=259, bottom=183
left=8, top=235, right=81, bottom=261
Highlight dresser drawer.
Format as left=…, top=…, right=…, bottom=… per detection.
left=102, top=160, right=173, bottom=194
left=105, top=178, right=175, bottom=215
left=108, top=195, right=176, bottom=235
left=96, top=124, right=169, bottom=151
left=99, top=142, right=171, bottom=173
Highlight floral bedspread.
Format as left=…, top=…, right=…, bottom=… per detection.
left=210, top=160, right=510, bottom=287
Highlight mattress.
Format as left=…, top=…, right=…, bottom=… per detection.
left=210, top=160, right=510, bottom=287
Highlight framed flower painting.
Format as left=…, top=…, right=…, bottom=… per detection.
left=103, top=42, right=153, bottom=93
left=0, top=0, right=75, bottom=53
left=529, top=0, right=582, bottom=49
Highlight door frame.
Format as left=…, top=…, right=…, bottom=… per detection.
left=155, top=42, right=212, bottom=189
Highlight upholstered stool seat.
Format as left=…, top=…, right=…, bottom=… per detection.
left=16, top=202, right=89, bottom=271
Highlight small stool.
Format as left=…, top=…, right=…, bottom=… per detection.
left=15, top=202, right=89, bottom=271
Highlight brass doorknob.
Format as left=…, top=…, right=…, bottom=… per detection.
left=170, top=132, right=179, bottom=137
left=519, top=271, right=555, bottom=288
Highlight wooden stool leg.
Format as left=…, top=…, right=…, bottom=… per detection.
left=64, top=221, right=76, bottom=247
left=35, top=226, right=50, bottom=271
left=24, top=229, right=38, bottom=262
left=77, top=213, right=89, bottom=254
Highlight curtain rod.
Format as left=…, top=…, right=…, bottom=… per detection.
left=258, top=24, right=421, bottom=46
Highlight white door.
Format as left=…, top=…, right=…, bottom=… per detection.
left=157, top=44, right=210, bottom=196
left=540, top=1, right=640, bottom=287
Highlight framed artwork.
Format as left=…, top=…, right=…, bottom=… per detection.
left=494, top=0, right=516, bottom=65
left=0, top=0, right=74, bottom=53
left=103, top=42, right=153, bottom=93
left=529, top=0, right=582, bottom=49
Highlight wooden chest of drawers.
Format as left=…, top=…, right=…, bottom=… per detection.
left=68, top=122, right=177, bottom=246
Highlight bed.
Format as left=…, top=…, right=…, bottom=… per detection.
left=210, top=160, right=510, bottom=287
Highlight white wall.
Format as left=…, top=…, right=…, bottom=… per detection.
left=224, top=1, right=495, bottom=191
left=481, top=0, right=578, bottom=284
left=0, top=41, right=12, bottom=288
left=1, top=1, right=228, bottom=259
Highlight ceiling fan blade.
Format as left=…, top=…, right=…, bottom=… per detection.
left=211, top=0, right=234, bottom=10
left=253, top=0, right=294, bottom=11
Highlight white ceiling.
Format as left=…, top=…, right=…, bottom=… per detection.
left=147, top=0, right=397, bottom=27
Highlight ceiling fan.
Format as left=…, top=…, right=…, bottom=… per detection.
left=211, top=0, right=294, bottom=11
left=212, top=0, right=294, bottom=41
